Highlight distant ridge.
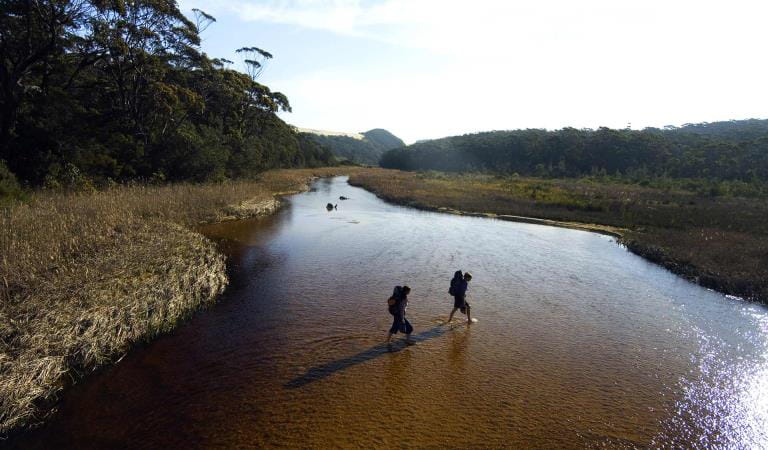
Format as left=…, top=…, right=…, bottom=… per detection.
left=379, top=118, right=768, bottom=179
left=295, top=127, right=404, bottom=165
left=362, top=129, right=405, bottom=151
left=295, top=127, right=365, bottom=140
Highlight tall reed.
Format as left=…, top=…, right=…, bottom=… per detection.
left=0, top=167, right=362, bottom=434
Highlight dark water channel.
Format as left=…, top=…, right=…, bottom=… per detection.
left=12, top=177, right=768, bottom=448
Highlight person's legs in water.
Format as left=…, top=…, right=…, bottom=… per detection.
left=448, top=294, right=465, bottom=323
left=403, top=318, right=414, bottom=343
left=462, top=272, right=473, bottom=324
left=465, top=303, right=472, bottom=324
left=447, top=307, right=459, bottom=323
left=387, top=314, right=401, bottom=343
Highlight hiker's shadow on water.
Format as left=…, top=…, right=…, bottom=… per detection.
left=284, top=324, right=454, bottom=389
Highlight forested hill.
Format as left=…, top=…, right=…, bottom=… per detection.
left=299, top=128, right=404, bottom=165
left=380, top=119, right=768, bottom=180
left=0, top=1, right=334, bottom=191
left=363, top=129, right=405, bottom=150
left=662, top=119, right=768, bottom=142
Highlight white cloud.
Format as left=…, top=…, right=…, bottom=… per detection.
left=183, top=0, right=768, bottom=142
left=186, top=0, right=767, bottom=57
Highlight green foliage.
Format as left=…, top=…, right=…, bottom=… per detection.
left=380, top=121, right=768, bottom=187
left=302, top=129, right=404, bottom=165
left=42, top=162, right=96, bottom=192
left=362, top=129, right=405, bottom=151
left=0, top=160, right=23, bottom=204
left=0, top=0, right=334, bottom=187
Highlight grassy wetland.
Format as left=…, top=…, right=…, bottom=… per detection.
left=2, top=164, right=765, bottom=443
left=2, top=164, right=765, bottom=436
left=348, top=170, right=768, bottom=304
left=0, top=167, right=366, bottom=435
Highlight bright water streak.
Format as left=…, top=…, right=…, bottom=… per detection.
left=14, top=177, right=768, bottom=448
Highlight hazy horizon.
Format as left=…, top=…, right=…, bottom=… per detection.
left=293, top=117, right=768, bottom=145
left=181, top=0, right=768, bottom=144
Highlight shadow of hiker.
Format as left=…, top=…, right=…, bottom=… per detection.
left=284, top=324, right=454, bottom=389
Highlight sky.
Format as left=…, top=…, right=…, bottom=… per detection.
left=178, top=0, right=768, bottom=144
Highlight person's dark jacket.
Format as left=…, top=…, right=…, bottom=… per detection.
left=397, top=294, right=409, bottom=320
left=454, top=279, right=468, bottom=298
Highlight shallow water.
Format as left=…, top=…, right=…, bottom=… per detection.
left=13, top=177, right=768, bottom=448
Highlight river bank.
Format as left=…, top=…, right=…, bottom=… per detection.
left=348, top=170, right=767, bottom=304
left=3, top=167, right=764, bottom=437
left=0, top=167, right=367, bottom=435
left=9, top=174, right=767, bottom=448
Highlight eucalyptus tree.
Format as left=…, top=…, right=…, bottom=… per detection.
left=0, top=0, right=335, bottom=186
left=0, top=0, right=89, bottom=157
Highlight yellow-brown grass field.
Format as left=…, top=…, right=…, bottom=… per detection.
left=0, top=167, right=367, bottom=435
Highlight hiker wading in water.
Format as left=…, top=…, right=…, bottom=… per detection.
left=386, top=285, right=414, bottom=344
left=448, top=271, right=472, bottom=324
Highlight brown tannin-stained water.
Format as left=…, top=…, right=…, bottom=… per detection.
left=12, top=177, right=768, bottom=448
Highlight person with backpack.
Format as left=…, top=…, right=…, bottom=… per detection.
left=448, top=271, right=472, bottom=324
left=386, top=285, right=414, bottom=344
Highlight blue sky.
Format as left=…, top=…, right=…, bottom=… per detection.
left=179, top=0, right=768, bottom=144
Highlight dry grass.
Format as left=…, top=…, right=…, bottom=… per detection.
left=349, top=169, right=768, bottom=303
left=6, top=165, right=760, bottom=435
left=0, top=167, right=362, bottom=435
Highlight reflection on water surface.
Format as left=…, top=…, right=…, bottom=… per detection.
left=13, top=177, right=768, bottom=448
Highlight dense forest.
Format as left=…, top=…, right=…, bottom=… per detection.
left=0, top=0, right=335, bottom=193
left=380, top=120, right=768, bottom=183
left=299, top=128, right=404, bottom=165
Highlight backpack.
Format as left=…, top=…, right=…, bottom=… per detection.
left=448, top=270, right=463, bottom=296
left=387, top=286, right=403, bottom=315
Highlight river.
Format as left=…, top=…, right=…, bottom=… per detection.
left=12, top=176, right=768, bottom=448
